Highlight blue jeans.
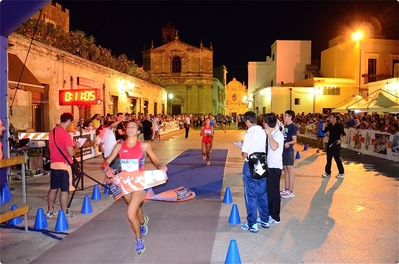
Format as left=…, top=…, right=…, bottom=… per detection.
left=242, top=161, right=269, bottom=226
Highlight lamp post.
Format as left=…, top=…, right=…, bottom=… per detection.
left=352, top=30, right=363, bottom=94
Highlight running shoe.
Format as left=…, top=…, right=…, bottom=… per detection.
left=65, top=211, right=77, bottom=219
left=256, top=218, right=270, bottom=228
left=336, top=173, right=345, bottom=178
left=140, top=224, right=148, bottom=236
left=280, top=188, right=289, bottom=195
left=269, top=216, right=281, bottom=224
left=136, top=238, right=146, bottom=255
left=322, top=173, right=331, bottom=178
left=281, top=191, right=295, bottom=199
left=143, top=214, right=150, bottom=226
left=241, top=223, right=258, bottom=233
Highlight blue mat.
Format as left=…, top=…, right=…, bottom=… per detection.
left=153, top=148, right=228, bottom=199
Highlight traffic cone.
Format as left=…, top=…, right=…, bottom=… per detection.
left=34, top=208, right=48, bottom=229
left=228, top=204, right=241, bottom=224
left=4, top=183, right=12, bottom=200
left=295, top=151, right=300, bottom=159
left=81, top=196, right=93, bottom=214
left=0, top=195, right=3, bottom=206
left=8, top=205, right=22, bottom=225
left=55, top=210, right=69, bottom=231
left=225, top=239, right=242, bottom=264
left=1, top=186, right=9, bottom=204
left=223, top=187, right=233, bottom=204
left=304, top=144, right=308, bottom=151
left=103, top=183, right=110, bottom=195
left=91, top=184, right=101, bottom=200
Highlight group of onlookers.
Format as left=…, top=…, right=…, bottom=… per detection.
left=289, top=112, right=399, bottom=135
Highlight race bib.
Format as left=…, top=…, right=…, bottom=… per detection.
left=120, top=159, right=139, bottom=172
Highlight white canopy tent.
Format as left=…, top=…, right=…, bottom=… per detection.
left=333, top=89, right=399, bottom=113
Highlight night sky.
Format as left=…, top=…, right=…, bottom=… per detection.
left=56, top=0, right=399, bottom=84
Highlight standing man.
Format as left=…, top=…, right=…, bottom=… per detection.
left=47, top=112, right=80, bottom=219
left=322, top=114, right=346, bottom=178
left=240, top=111, right=269, bottom=233
left=115, top=112, right=126, bottom=142
left=263, top=114, right=284, bottom=224
left=141, top=115, right=154, bottom=142
left=184, top=114, right=191, bottom=138
left=281, top=110, right=297, bottom=199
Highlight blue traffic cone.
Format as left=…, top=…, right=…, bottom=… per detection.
left=81, top=196, right=93, bottom=214
left=91, top=184, right=101, bottom=200
left=103, top=183, right=110, bottom=195
left=0, top=195, right=4, bottom=206
left=55, top=210, right=69, bottom=231
left=304, top=144, right=308, bottom=151
left=223, top=187, right=233, bottom=204
left=34, top=208, right=48, bottom=229
left=4, top=183, right=12, bottom=200
left=225, top=239, right=242, bottom=264
left=1, top=187, right=9, bottom=204
left=8, top=205, right=22, bottom=225
left=228, top=204, right=241, bottom=224
left=295, top=151, right=301, bottom=159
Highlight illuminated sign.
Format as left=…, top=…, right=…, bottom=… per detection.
left=59, top=89, right=100, bottom=106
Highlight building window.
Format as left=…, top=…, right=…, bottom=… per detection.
left=323, top=87, right=340, bottom=95
left=272, top=54, right=275, bottom=61
left=368, top=58, right=377, bottom=82
left=172, top=57, right=181, bottom=73
left=294, top=98, right=300, bottom=105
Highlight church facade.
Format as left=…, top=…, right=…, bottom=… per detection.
left=143, top=23, right=225, bottom=115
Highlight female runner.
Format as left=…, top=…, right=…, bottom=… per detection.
left=102, top=121, right=167, bottom=255
left=200, top=117, right=214, bottom=165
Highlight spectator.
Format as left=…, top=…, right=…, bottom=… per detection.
left=281, top=110, right=297, bottom=199
left=47, top=112, right=81, bottom=219
left=263, top=113, right=284, bottom=224
left=240, top=111, right=268, bottom=233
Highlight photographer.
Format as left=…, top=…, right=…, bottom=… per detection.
left=321, top=114, right=346, bottom=179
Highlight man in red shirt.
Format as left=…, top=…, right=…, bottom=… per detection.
left=47, top=112, right=80, bottom=219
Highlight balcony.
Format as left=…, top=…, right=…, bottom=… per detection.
left=362, top=74, right=392, bottom=84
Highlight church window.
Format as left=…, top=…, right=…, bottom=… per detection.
left=172, top=57, right=181, bottom=73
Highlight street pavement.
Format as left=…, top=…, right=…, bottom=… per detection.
left=1, top=125, right=398, bottom=263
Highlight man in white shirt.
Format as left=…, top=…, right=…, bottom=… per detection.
left=240, top=111, right=268, bottom=233
left=184, top=115, right=191, bottom=138
left=263, top=113, right=284, bottom=224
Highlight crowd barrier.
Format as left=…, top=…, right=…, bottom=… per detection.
left=297, top=123, right=399, bottom=162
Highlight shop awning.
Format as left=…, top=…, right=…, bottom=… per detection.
left=8, top=53, right=44, bottom=93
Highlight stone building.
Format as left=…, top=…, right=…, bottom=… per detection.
left=8, top=33, right=165, bottom=132
left=225, top=78, right=247, bottom=121
left=32, top=0, right=70, bottom=32
left=143, top=23, right=225, bottom=115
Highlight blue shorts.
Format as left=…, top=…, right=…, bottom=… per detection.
left=50, top=169, right=70, bottom=192
left=283, top=151, right=294, bottom=166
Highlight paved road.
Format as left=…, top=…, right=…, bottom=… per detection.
left=1, top=128, right=398, bottom=263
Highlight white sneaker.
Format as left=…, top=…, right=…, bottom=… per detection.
left=269, top=216, right=281, bottom=224
left=280, top=188, right=289, bottom=195
left=66, top=211, right=77, bottom=219
left=322, top=173, right=331, bottom=178
left=336, top=173, right=345, bottom=178
left=281, top=190, right=295, bottom=198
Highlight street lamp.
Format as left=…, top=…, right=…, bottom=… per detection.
left=352, top=30, right=363, bottom=94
